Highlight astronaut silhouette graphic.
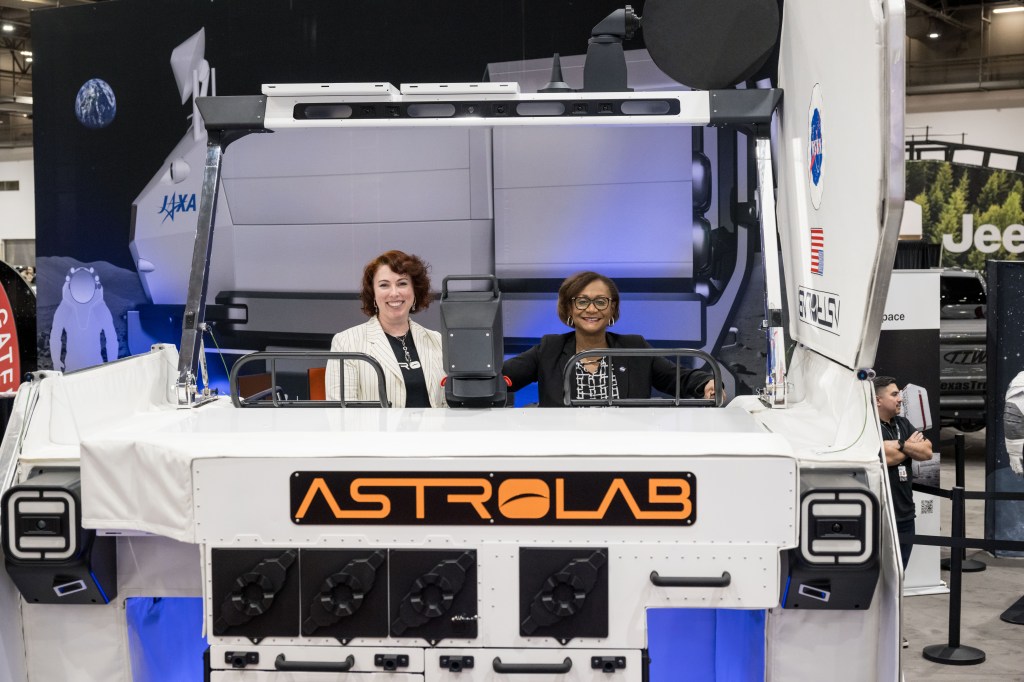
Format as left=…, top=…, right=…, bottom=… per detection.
left=49, top=267, right=118, bottom=372
left=1003, top=372, right=1024, bottom=477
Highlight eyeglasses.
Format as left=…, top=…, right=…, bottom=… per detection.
left=572, top=296, right=611, bottom=311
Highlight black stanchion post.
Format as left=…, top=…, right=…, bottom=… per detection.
left=1001, top=595, right=1024, bottom=624
left=923, top=485, right=986, bottom=665
left=955, top=433, right=965, bottom=487
left=940, top=433, right=986, bottom=573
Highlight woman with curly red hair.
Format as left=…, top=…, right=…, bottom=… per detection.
left=325, top=250, right=446, bottom=406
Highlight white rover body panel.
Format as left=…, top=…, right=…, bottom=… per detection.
left=1, top=0, right=907, bottom=679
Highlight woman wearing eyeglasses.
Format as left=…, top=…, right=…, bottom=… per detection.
left=502, top=271, right=719, bottom=407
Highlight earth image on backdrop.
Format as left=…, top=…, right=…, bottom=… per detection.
left=74, top=78, right=117, bottom=129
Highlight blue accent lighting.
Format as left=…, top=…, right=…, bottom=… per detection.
left=503, top=352, right=540, bottom=406
left=648, top=608, right=766, bottom=681
left=89, top=570, right=110, bottom=604
left=126, top=597, right=208, bottom=681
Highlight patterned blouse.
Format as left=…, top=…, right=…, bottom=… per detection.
left=573, top=357, right=620, bottom=403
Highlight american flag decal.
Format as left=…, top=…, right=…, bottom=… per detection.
left=810, top=228, right=824, bottom=275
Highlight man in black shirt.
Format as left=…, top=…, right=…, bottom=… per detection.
left=874, top=376, right=934, bottom=570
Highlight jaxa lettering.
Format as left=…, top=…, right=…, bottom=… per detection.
left=158, top=192, right=197, bottom=223
left=290, top=471, right=696, bottom=526
left=798, top=287, right=840, bottom=333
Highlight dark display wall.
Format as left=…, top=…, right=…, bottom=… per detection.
left=985, top=260, right=1024, bottom=556
left=31, top=0, right=644, bottom=369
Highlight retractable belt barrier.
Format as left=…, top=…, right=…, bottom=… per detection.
left=896, top=431, right=1024, bottom=666
left=909, top=483, right=1024, bottom=555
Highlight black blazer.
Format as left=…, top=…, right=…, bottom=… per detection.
left=502, top=332, right=712, bottom=407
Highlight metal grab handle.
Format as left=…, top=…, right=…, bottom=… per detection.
left=492, top=657, right=573, bottom=675
left=562, top=347, right=724, bottom=407
left=441, top=274, right=500, bottom=298
left=240, top=386, right=284, bottom=403
left=275, top=654, right=355, bottom=672
left=649, top=570, right=731, bottom=587
left=229, top=350, right=389, bottom=408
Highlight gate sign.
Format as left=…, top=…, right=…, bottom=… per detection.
left=0, top=284, right=20, bottom=392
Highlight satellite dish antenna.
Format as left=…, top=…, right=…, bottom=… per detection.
left=642, top=0, right=780, bottom=90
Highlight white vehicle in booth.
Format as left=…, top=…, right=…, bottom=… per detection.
left=0, top=1, right=908, bottom=680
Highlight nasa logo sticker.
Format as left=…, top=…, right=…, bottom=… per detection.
left=808, top=84, right=824, bottom=209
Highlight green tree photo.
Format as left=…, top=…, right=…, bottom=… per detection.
left=908, top=160, right=1024, bottom=271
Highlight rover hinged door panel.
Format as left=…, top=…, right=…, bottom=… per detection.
left=774, top=0, right=905, bottom=369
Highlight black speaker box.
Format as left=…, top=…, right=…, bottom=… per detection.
left=1, top=468, right=117, bottom=605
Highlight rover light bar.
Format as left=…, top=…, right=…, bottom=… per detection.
left=197, top=85, right=780, bottom=132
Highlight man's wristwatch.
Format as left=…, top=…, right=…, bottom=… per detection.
left=898, top=439, right=906, bottom=452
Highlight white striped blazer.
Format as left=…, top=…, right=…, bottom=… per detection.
left=325, top=316, right=447, bottom=407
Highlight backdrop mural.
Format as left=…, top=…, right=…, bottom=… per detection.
left=32, top=0, right=771, bottom=405
left=32, top=0, right=652, bottom=372
left=906, top=159, right=1024, bottom=271
left=906, top=158, right=1024, bottom=552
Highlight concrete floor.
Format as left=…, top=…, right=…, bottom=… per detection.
left=902, top=428, right=1024, bottom=681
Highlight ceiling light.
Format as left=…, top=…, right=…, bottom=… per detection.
left=20, top=51, right=31, bottom=56
left=1, top=24, right=13, bottom=32
left=928, top=31, right=940, bottom=38
left=26, top=57, right=32, bottom=63
left=993, top=6, right=1024, bottom=13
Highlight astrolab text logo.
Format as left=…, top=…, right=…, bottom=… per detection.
left=290, top=471, right=696, bottom=526
left=798, top=286, right=840, bottom=335
left=158, top=192, right=197, bottom=223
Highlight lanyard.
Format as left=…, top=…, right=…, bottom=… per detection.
left=881, top=419, right=902, bottom=442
